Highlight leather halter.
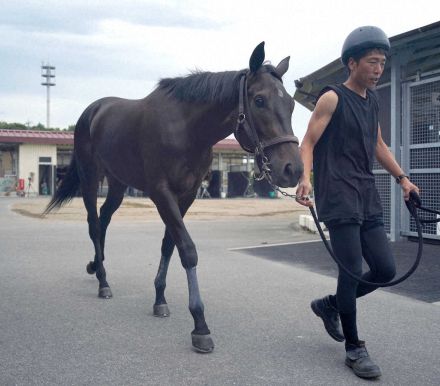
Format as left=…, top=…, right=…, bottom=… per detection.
left=234, top=73, right=299, bottom=156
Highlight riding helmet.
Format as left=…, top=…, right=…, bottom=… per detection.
left=341, top=26, right=390, bottom=65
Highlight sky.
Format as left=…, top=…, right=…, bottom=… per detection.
left=1, top=0, right=439, bottom=141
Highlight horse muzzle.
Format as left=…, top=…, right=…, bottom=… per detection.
left=275, top=161, right=303, bottom=188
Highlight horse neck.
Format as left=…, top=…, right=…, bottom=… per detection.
left=190, top=103, right=236, bottom=148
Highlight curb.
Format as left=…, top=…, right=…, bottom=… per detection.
left=299, top=214, right=328, bottom=236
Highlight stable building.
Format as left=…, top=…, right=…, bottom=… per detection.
left=294, top=21, right=440, bottom=241
left=0, top=130, right=72, bottom=196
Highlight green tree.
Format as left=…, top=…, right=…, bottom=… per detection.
left=0, top=120, right=75, bottom=131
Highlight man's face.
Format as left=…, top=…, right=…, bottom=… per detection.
left=348, top=50, right=386, bottom=90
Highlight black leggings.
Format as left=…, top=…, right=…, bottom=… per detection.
left=327, top=221, right=396, bottom=314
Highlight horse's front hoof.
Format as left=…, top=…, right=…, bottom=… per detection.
left=153, top=304, right=170, bottom=317
left=86, top=262, right=96, bottom=275
left=191, top=333, right=214, bottom=353
left=98, top=287, right=112, bottom=299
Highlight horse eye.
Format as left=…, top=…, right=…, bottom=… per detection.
left=254, top=96, right=265, bottom=108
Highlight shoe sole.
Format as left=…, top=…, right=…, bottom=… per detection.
left=311, top=301, right=345, bottom=342
left=345, top=359, right=382, bottom=379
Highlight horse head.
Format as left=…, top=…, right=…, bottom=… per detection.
left=235, top=42, right=303, bottom=188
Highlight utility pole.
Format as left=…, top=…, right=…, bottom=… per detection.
left=41, top=63, right=56, bottom=129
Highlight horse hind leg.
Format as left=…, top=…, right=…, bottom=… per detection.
left=76, top=156, right=112, bottom=298
left=86, top=177, right=127, bottom=286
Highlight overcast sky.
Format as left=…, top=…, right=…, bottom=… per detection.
left=1, top=0, right=439, bottom=140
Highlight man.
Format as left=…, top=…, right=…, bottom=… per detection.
left=296, top=26, right=419, bottom=379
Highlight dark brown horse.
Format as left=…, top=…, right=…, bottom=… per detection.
left=45, top=42, right=303, bottom=353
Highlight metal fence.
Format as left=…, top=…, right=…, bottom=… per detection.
left=403, top=76, right=440, bottom=239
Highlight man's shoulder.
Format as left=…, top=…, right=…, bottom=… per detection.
left=319, top=84, right=340, bottom=97
left=316, top=86, right=340, bottom=115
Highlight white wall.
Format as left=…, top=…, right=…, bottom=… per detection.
left=18, top=144, right=57, bottom=195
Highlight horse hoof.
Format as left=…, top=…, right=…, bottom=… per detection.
left=191, top=333, right=214, bottom=353
left=98, top=287, right=112, bottom=299
left=153, top=304, right=170, bottom=317
left=86, top=262, right=95, bottom=275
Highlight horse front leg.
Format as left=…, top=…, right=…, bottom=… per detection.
left=185, top=265, right=213, bottom=353
left=152, top=190, right=214, bottom=353
left=153, top=228, right=174, bottom=317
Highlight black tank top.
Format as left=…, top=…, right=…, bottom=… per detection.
left=313, top=84, right=383, bottom=224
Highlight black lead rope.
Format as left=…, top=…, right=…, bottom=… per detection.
left=310, top=191, right=440, bottom=288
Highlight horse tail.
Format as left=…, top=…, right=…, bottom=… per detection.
left=44, top=101, right=102, bottom=215
left=44, top=156, right=80, bottom=214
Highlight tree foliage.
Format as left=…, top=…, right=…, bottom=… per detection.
left=0, top=121, right=74, bottom=131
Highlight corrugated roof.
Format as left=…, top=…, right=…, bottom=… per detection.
left=0, top=129, right=242, bottom=150
left=0, top=129, right=74, bottom=145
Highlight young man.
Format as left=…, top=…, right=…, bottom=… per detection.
left=296, top=26, right=419, bottom=379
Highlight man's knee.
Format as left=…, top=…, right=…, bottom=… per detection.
left=378, top=264, right=396, bottom=282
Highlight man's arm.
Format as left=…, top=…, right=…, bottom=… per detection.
left=296, top=90, right=338, bottom=206
left=375, top=125, right=419, bottom=200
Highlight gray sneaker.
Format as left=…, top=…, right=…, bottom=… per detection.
left=311, top=295, right=345, bottom=342
left=345, top=341, right=382, bottom=379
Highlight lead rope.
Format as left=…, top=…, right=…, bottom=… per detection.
left=265, top=178, right=436, bottom=287
left=308, top=199, right=423, bottom=287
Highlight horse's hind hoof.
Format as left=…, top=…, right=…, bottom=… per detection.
left=191, top=333, right=214, bottom=353
left=153, top=304, right=170, bottom=317
left=86, top=262, right=96, bottom=275
left=98, top=287, right=113, bottom=299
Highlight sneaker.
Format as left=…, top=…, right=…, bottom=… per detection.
left=311, top=296, right=345, bottom=342
left=345, top=341, right=382, bottom=379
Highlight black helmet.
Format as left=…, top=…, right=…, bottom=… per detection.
left=341, top=26, right=390, bottom=65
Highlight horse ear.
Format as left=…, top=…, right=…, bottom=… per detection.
left=275, top=56, right=290, bottom=78
left=249, top=42, right=265, bottom=73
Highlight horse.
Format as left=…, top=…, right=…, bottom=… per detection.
left=45, top=42, right=304, bottom=353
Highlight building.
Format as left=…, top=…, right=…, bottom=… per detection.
left=294, top=21, right=440, bottom=241
left=0, top=129, right=260, bottom=198
left=0, top=130, right=72, bottom=197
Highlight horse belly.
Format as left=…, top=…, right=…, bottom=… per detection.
left=101, top=152, right=146, bottom=190
left=94, top=130, right=147, bottom=190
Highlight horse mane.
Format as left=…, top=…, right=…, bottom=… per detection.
left=157, top=65, right=280, bottom=105
left=157, top=70, right=245, bottom=105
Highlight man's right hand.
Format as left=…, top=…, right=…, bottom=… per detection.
left=296, top=178, right=314, bottom=207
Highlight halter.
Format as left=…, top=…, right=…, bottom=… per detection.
left=234, top=72, right=299, bottom=180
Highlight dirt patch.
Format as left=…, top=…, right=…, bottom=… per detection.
left=12, top=197, right=308, bottom=222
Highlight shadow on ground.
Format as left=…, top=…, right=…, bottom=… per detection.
left=234, top=239, right=440, bottom=303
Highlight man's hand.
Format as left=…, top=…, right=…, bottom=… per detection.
left=296, top=178, right=314, bottom=207
left=400, top=178, right=420, bottom=201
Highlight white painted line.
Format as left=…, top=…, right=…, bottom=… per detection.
left=432, top=301, right=440, bottom=306
left=228, top=239, right=322, bottom=251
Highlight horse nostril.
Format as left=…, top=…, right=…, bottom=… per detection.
left=284, top=162, right=303, bottom=184
left=284, top=163, right=294, bottom=177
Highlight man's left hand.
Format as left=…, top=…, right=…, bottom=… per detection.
left=400, top=178, right=420, bottom=201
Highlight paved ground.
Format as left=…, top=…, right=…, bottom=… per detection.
left=1, top=197, right=440, bottom=385
left=235, top=238, right=440, bottom=303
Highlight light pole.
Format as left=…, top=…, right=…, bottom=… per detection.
left=41, top=63, right=56, bottom=129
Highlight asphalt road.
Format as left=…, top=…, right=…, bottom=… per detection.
left=1, top=197, right=439, bottom=385
left=235, top=238, right=440, bottom=303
